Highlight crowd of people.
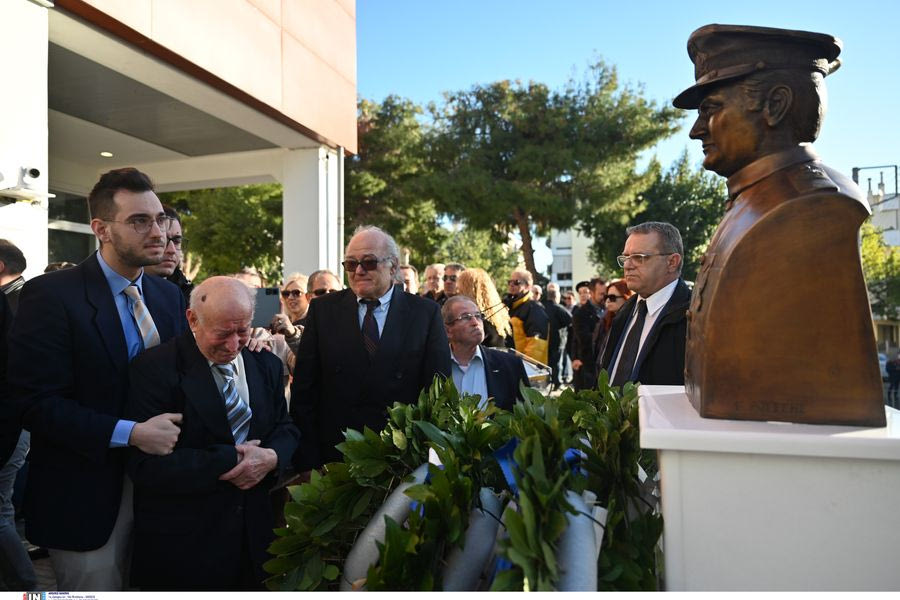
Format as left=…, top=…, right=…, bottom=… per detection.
left=0, top=166, right=691, bottom=591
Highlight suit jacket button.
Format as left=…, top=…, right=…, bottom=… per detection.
left=395, top=372, right=403, bottom=379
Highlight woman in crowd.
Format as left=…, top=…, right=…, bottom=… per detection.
left=593, top=278, right=633, bottom=374
left=271, top=272, right=308, bottom=353
left=455, top=268, right=511, bottom=348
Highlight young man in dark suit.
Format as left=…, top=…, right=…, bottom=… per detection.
left=8, top=168, right=187, bottom=590
left=290, top=225, right=451, bottom=470
left=125, top=276, right=299, bottom=590
left=443, top=295, right=529, bottom=410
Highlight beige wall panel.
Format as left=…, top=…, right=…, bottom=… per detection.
left=151, top=0, right=283, bottom=111
left=334, top=0, right=356, bottom=19
left=248, top=0, right=281, bottom=24
left=82, top=0, right=153, bottom=36
left=283, top=0, right=356, bottom=85
left=283, top=32, right=356, bottom=153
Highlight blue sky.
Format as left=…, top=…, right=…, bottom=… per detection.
left=356, top=0, right=899, bottom=267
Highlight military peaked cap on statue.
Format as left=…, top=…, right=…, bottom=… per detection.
left=673, top=24, right=842, bottom=109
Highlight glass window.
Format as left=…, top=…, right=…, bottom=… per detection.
left=48, top=191, right=90, bottom=223
left=48, top=229, right=94, bottom=264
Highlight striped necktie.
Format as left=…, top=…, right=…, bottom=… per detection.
left=360, top=299, right=380, bottom=356
left=214, top=363, right=252, bottom=444
left=123, top=285, right=161, bottom=350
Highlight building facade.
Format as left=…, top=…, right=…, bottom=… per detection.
left=548, top=228, right=597, bottom=291
left=1, top=0, right=357, bottom=281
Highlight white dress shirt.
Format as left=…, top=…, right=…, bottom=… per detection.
left=609, top=278, right=679, bottom=378
left=208, top=352, right=251, bottom=416
left=356, top=285, right=396, bottom=335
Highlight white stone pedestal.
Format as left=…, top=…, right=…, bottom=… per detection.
left=639, top=385, right=900, bottom=591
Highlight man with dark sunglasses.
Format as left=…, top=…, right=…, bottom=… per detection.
left=290, top=225, right=450, bottom=471
left=432, top=262, right=466, bottom=306
left=503, top=268, right=550, bottom=366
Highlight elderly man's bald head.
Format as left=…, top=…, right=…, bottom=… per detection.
left=187, top=276, right=256, bottom=364
left=190, top=276, right=256, bottom=321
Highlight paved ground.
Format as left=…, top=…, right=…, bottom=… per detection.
left=13, top=519, right=54, bottom=592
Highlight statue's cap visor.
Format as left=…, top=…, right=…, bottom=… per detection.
left=673, top=24, right=842, bottom=109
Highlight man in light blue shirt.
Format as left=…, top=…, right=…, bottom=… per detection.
left=9, top=168, right=187, bottom=591
left=443, top=296, right=529, bottom=411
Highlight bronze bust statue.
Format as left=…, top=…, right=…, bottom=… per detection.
left=675, top=24, right=885, bottom=427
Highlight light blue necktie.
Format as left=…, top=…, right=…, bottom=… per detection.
left=214, top=363, right=252, bottom=444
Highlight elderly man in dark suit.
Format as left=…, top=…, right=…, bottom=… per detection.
left=125, top=276, right=299, bottom=590
left=598, top=221, right=690, bottom=386
left=443, top=295, right=529, bottom=410
left=8, top=168, right=187, bottom=590
left=291, top=225, right=451, bottom=470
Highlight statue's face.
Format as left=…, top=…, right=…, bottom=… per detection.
left=689, top=82, right=765, bottom=177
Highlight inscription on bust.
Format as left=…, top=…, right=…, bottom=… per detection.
left=750, top=400, right=805, bottom=417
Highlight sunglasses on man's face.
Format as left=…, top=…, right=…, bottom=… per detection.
left=342, top=257, right=387, bottom=272
left=311, top=288, right=336, bottom=297
left=281, top=289, right=302, bottom=299
left=443, top=274, right=458, bottom=282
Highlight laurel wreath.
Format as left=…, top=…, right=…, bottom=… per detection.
left=264, top=372, right=661, bottom=591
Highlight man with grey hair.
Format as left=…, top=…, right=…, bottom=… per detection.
left=422, top=263, right=444, bottom=301
left=125, top=276, right=299, bottom=589
left=598, top=221, right=690, bottom=386
left=291, top=225, right=450, bottom=470
left=442, top=295, right=529, bottom=410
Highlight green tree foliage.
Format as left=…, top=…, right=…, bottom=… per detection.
left=160, top=184, right=283, bottom=284
left=436, top=226, right=519, bottom=284
left=345, top=96, right=448, bottom=268
left=860, top=221, right=900, bottom=319
left=424, top=62, right=681, bottom=281
left=585, top=151, right=727, bottom=281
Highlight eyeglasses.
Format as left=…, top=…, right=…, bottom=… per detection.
left=281, top=289, right=302, bottom=298
left=616, top=253, right=674, bottom=267
left=508, top=279, right=525, bottom=286
left=342, top=257, right=389, bottom=272
left=443, top=274, right=458, bottom=282
left=106, top=215, right=171, bottom=234
left=165, top=235, right=186, bottom=250
left=605, top=294, right=625, bottom=302
left=311, top=288, right=336, bottom=297
left=446, top=311, right=484, bottom=325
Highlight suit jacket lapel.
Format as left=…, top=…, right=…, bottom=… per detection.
left=481, top=345, right=501, bottom=400
left=241, top=348, right=267, bottom=440
left=337, top=290, right=369, bottom=365
left=143, top=276, right=176, bottom=341
left=633, top=280, right=689, bottom=376
left=83, top=253, right=129, bottom=374
left=376, top=286, right=409, bottom=366
left=178, top=333, right=233, bottom=441
left=603, top=296, right=635, bottom=369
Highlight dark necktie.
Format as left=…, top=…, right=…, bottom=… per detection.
left=611, top=299, right=648, bottom=386
left=361, top=299, right=380, bottom=356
